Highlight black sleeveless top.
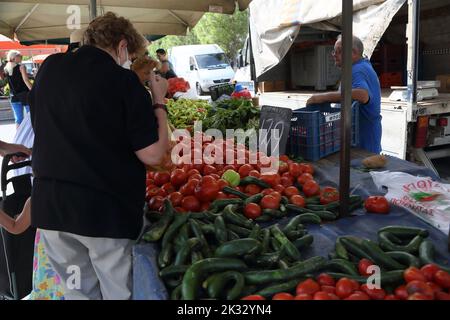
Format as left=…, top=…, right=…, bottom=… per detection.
left=7, top=64, right=29, bottom=102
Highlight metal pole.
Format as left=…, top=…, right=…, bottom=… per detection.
left=406, top=0, right=420, bottom=120
left=339, top=0, right=353, bottom=217
left=248, top=23, right=257, bottom=93
left=90, top=0, right=97, bottom=21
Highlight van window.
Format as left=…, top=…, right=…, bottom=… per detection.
left=195, top=53, right=229, bottom=69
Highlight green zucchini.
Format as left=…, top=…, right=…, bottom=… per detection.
left=286, top=204, right=311, bottom=214
left=161, top=213, right=190, bottom=250
left=181, top=258, right=248, bottom=300
left=293, top=234, right=314, bottom=250
left=160, top=265, right=189, bottom=279
left=244, top=193, right=264, bottom=205
left=378, top=226, right=429, bottom=239
left=244, top=256, right=327, bottom=285
left=227, top=224, right=251, bottom=238
left=239, top=176, right=270, bottom=189
left=215, top=238, right=262, bottom=258
left=271, top=225, right=301, bottom=261
left=223, top=205, right=254, bottom=228
left=174, top=238, right=202, bottom=266
left=190, top=219, right=212, bottom=258
left=142, top=199, right=175, bottom=242
left=339, top=237, right=373, bottom=260
left=386, top=251, right=421, bottom=268
left=253, top=251, right=282, bottom=268
left=296, top=213, right=322, bottom=225
left=418, top=240, right=450, bottom=273
left=209, top=198, right=243, bottom=213
left=207, top=271, right=245, bottom=300
left=222, top=186, right=248, bottom=199
left=214, top=216, right=228, bottom=244
left=254, top=278, right=301, bottom=298
left=361, top=239, right=405, bottom=270
left=378, top=232, right=424, bottom=254
left=325, top=259, right=359, bottom=276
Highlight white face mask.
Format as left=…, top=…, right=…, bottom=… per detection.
left=118, top=46, right=132, bottom=69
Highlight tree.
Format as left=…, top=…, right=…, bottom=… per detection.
left=148, top=9, right=248, bottom=61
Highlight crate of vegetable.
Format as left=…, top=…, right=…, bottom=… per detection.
left=167, top=99, right=211, bottom=130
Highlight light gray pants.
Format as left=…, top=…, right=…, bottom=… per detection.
left=39, top=229, right=134, bottom=300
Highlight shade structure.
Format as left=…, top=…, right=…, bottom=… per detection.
left=0, top=0, right=251, bottom=43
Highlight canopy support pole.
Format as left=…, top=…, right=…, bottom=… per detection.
left=339, top=0, right=353, bottom=217
left=15, top=4, right=39, bottom=33
left=90, top=0, right=97, bottom=21
left=407, top=0, right=420, bottom=121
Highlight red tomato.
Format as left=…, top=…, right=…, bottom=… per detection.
left=394, top=285, right=409, bottom=300
left=364, top=196, right=390, bottom=214
left=321, top=285, right=336, bottom=294
left=217, top=179, right=229, bottom=191
left=146, top=186, right=160, bottom=199
left=302, top=180, right=321, bottom=197
left=194, top=180, right=220, bottom=202
left=238, top=164, right=253, bottom=178
left=187, top=169, right=201, bottom=176
left=335, top=278, right=356, bottom=299
left=349, top=279, right=360, bottom=291
left=272, top=292, right=294, bottom=300
left=297, top=173, right=314, bottom=185
left=261, top=188, right=274, bottom=196
left=210, top=173, right=221, bottom=180
left=189, top=173, right=203, bottom=181
left=156, top=188, right=168, bottom=198
left=406, top=280, right=434, bottom=298
left=181, top=196, right=201, bottom=212
left=279, top=155, right=290, bottom=162
left=280, top=176, right=294, bottom=188
left=161, top=183, right=175, bottom=195
left=404, top=267, right=427, bottom=283
left=241, top=295, right=266, bottom=300
left=269, top=191, right=282, bottom=203
left=299, top=163, right=314, bottom=175
left=296, top=279, right=321, bottom=296
left=202, top=175, right=216, bottom=185
left=358, top=259, right=375, bottom=276
left=436, top=292, right=450, bottom=300
left=319, top=186, right=339, bottom=205
left=345, top=291, right=370, bottom=300
left=244, top=203, right=262, bottom=220
left=146, top=179, right=155, bottom=187
left=294, top=294, right=313, bottom=300
left=202, top=165, right=217, bottom=176
left=245, top=184, right=262, bottom=195
left=384, top=294, right=399, bottom=300
left=260, top=195, right=279, bottom=210
left=316, top=273, right=336, bottom=286
left=146, top=171, right=155, bottom=180
left=434, top=270, right=450, bottom=289
left=180, top=179, right=199, bottom=196
left=193, top=163, right=204, bottom=173
left=260, top=174, right=281, bottom=187
left=408, top=293, right=433, bottom=300
left=273, top=184, right=285, bottom=194
left=167, top=192, right=183, bottom=207
left=278, top=161, right=289, bottom=174
left=248, top=170, right=261, bottom=178
left=148, top=196, right=164, bottom=211
left=170, top=169, right=188, bottom=187
left=360, top=284, right=386, bottom=300
left=313, top=292, right=333, bottom=300
left=174, top=206, right=186, bottom=213
left=290, top=195, right=306, bottom=207
left=427, top=282, right=443, bottom=296
left=288, top=163, right=302, bottom=178
left=200, top=202, right=210, bottom=212
left=154, top=172, right=170, bottom=187
left=216, top=192, right=228, bottom=199
left=284, top=186, right=300, bottom=197
left=420, top=264, right=441, bottom=281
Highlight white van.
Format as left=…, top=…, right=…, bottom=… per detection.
left=169, top=44, right=235, bottom=95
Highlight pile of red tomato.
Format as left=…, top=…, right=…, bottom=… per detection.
left=241, top=262, right=450, bottom=300
left=145, top=135, right=334, bottom=217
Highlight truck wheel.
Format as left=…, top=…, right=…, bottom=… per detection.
left=196, top=83, right=204, bottom=96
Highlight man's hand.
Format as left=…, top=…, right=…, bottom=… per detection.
left=306, top=94, right=324, bottom=106
left=0, top=142, right=31, bottom=162
left=148, top=72, right=168, bottom=105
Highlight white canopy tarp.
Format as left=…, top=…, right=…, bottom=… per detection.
left=249, top=0, right=406, bottom=77
left=0, top=0, right=251, bottom=42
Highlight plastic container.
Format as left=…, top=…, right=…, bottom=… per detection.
left=231, top=84, right=252, bottom=99
left=287, top=102, right=360, bottom=161
left=210, top=83, right=235, bottom=101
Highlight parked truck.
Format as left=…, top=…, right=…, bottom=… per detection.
left=237, top=0, right=450, bottom=177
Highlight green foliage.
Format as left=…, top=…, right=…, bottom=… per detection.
left=148, top=9, right=249, bottom=61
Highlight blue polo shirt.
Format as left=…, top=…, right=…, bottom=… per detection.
left=352, top=59, right=382, bottom=154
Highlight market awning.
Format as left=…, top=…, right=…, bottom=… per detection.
left=249, top=0, right=406, bottom=77
left=0, top=0, right=251, bottom=42
left=0, top=40, right=66, bottom=58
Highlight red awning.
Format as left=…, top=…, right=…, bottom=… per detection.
left=0, top=40, right=66, bottom=58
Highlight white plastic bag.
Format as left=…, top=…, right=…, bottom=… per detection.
left=370, top=171, right=450, bottom=235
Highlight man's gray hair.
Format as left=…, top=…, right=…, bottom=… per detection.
left=337, top=34, right=364, bottom=56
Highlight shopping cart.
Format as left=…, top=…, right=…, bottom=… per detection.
left=0, top=153, right=35, bottom=300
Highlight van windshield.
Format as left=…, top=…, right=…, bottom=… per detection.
left=195, top=53, right=229, bottom=69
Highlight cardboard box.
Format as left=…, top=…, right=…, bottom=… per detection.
left=258, top=81, right=285, bottom=93
left=274, top=80, right=286, bottom=91
left=436, top=75, right=450, bottom=93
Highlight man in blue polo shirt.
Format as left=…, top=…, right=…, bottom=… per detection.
left=306, top=35, right=382, bottom=154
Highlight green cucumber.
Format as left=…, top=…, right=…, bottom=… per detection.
left=253, top=251, right=282, bottom=268
left=305, top=196, right=320, bottom=205
left=325, top=259, right=359, bottom=276
left=296, top=213, right=322, bottom=225
left=170, top=285, right=183, bottom=300
left=244, top=193, right=264, bottom=205
left=207, top=271, right=245, bottom=300
left=249, top=224, right=261, bottom=240
left=306, top=204, right=327, bottom=211
left=261, top=229, right=271, bottom=253
left=378, top=226, right=429, bottom=239
left=200, top=224, right=215, bottom=235
left=209, top=198, right=243, bottom=213
left=174, top=238, right=202, bottom=266
left=339, top=237, right=373, bottom=260
left=281, top=196, right=289, bottom=206
left=181, top=258, right=248, bottom=300
left=214, top=216, right=228, bottom=244
left=215, top=238, right=262, bottom=258
left=271, top=225, right=301, bottom=261
left=244, top=256, right=327, bottom=285
left=158, top=242, right=173, bottom=269
left=283, top=215, right=305, bottom=234
left=378, top=232, right=424, bottom=254
left=190, top=219, right=212, bottom=258
left=240, top=286, right=258, bottom=297
left=191, top=251, right=203, bottom=264
left=386, top=251, right=421, bottom=268
left=335, top=238, right=349, bottom=260
left=263, top=209, right=287, bottom=218
left=327, top=270, right=404, bottom=285
left=286, top=204, right=312, bottom=214
left=223, top=205, right=254, bottom=228
left=160, top=265, right=189, bottom=279
left=227, top=230, right=240, bottom=241
left=223, top=186, right=248, bottom=199
left=418, top=240, right=450, bottom=273
left=286, top=229, right=307, bottom=241
left=254, top=278, right=301, bottom=298
left=271, top=237, right=282, bottom=251
left=361, top=239, right=405, bottom=270
left=312, top=210, right=337, bottom=221
left=239, top=176, right=270, bottom=189
left=325, top=201, right=340, bottom=211
left=161, top=213, right=190, bottom=250
left=293, top=234, right=314, bottom=250
left=255, top=214, right=272, bottom=223
left=278, top=259, right=290, bottom=270
left=142, top=199, right=175, bottom=242
left=227, top=224, right=251, bottom=238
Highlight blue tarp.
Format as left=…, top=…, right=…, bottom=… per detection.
left=132, top=154, right=449, bottom=300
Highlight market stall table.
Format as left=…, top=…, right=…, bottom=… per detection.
left=132, top=148, right=449, bottom=300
